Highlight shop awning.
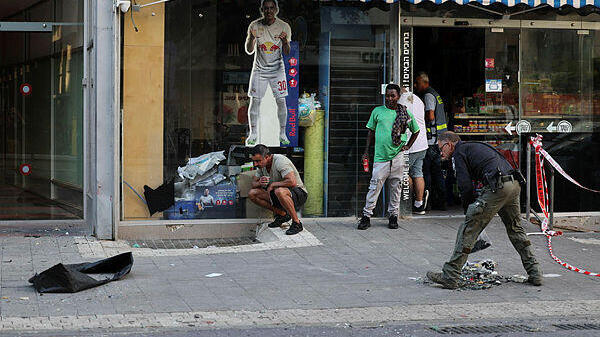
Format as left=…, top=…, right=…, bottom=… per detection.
left=356, top=0, right=600, bottom=9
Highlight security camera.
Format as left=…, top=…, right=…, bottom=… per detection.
left=116, top=0, right=131, bottom=13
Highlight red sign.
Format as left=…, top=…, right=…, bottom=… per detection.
left=485, top=58, right=495, bottom=69
left=20, top=83, right=32, bottom=96
left=19, top=163, right=32, bottom=176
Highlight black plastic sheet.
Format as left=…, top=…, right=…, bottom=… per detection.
left=29, top=252, right=133, bottom=293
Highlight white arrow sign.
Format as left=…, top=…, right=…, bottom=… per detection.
left=505, top=121, right=516, bottom=135
left=547, top=121, right=557, bottom=132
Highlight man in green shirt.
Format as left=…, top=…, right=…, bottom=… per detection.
left=358, top=84, right=420, bottom=230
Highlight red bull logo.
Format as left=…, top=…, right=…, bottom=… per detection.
left=260, top=42, right=279, bottom=54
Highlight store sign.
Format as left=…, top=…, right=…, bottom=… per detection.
left=485, top=79, right=502, bottom=93
left=283, top=42, right=300, bottom=147
left=485, top=58, right=495, bottom=69
left=400, top=27, right=411, bottom=90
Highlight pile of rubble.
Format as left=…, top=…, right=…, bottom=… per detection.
left=418, top=259, right=528, bottom=290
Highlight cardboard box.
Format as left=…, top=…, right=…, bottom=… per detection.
left=237, top=170, right=257, bottom=198
left=245, top=198, right=272, bottom=219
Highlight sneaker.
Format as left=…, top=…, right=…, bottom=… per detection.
left=471, top=239, right=492, bottom=254
left=412, top=204, right=426, bottom=215
left=285, top=221, right=303, bottom=235
left=426, top=271, right=459, bottom=290
left=268, top=213, right=291, bottom=228
left=388, top=215, right=398, bottom=229
left=527, top=275, right=543, bottom=286
left=357, top=216, right=370, bottom=230
left=246, top=132, right=258, bottom=146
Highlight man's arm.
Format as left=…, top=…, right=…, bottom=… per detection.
left=402, top=130, right=419, bottom=151
left=424, top=93, right=436, bottom=123
left=267, top=172, right=296, bottom=191
left=245, top=24, right=256, bottom=54
left=251, top=176, right=262, bottom=189
left=362, top=129, right=375, bottom=160
left=454, top=152, right=475, bottom=213
left=280, top=31, right=290, bottom=55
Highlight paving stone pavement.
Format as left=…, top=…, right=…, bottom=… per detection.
left=1, top=216, right=600, bottom=332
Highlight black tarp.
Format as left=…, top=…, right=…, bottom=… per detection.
left=144, top=179, right=175, bottom=215
left=29, top=252, right=133, bottom=293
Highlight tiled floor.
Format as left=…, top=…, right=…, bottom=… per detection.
left=0, top=185, right=81, bottom=220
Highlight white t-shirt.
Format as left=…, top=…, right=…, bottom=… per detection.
left=247, top=18, right=292, bottom=73
left=399, top=92, right=428, bottom=153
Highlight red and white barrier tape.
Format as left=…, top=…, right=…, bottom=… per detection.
left=530, top=134, right=600, bottom=277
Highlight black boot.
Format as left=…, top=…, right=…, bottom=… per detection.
left=388, top=215, right=398, bottom=229
left=357, top=216, right=370, bottom=230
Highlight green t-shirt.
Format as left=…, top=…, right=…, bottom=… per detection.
left=366, top=106, right=420, bottom=162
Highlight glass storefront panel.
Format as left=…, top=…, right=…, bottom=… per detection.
left=121, top=0, right=395, bottom=220
left=0, top=1, right=84, bottom=220
left=402, top=2, right=600, bottom=213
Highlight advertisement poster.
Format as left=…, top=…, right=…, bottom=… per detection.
left=283, top=41, right=299, bottom=147
left=244, top=0, right=295, bottom=147
left=485, top=79, right=502, bottom=93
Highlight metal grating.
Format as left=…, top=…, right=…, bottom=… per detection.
left=127, top=237, right=256, bottom=250
left=431, top=324, right=538, bottom=334
left=554, top=323, right=600, bottom=331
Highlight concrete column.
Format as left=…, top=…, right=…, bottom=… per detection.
left=87, top=0, right=119, bottom=239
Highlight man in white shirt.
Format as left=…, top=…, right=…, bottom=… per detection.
left=400, top=88, right=429, bottom=214
left=245, top=0, right=292, bottom=146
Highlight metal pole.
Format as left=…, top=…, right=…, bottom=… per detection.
left=525, top=142, right=531, bottom=223
left=549, top=165, right=555, bottom=230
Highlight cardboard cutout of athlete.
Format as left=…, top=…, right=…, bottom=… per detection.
left=244, top=0, right=292, bottom=146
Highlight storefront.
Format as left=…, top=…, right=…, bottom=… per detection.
left=398, top=0, right=600, bottom=213
left=118, top=0, right=600, bottom=238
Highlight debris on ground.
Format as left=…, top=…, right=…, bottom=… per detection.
left=416, top=259, right=530, bottom=290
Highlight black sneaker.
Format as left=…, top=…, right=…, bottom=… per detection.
left=388, top=215, right=398, bottom=229
left=412, top=204, right=426, bottom=215
left=471, top=239, right=492, bottom=254
left=268, top=213, right=291, bottom=228
left=357, top=216, right=370, bottom=230
left=285, top=221, right=303, bottom=235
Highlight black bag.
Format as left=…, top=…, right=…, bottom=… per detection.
left=29, top=252, right=133, bottom=293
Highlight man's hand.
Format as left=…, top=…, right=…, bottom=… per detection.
left=259, top=176, right=270, bottom=188
left=278, top=31, right=287, bottom=42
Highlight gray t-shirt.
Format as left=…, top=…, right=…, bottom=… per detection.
left=424, top=93, right=437, bottom=112
left=256, top=154, right=306, bottom=193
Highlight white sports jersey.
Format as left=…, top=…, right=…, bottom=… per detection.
left=247, top=18, right=291, bottom=72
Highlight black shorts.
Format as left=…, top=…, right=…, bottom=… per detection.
left=270, top=187, right=308, bottom=210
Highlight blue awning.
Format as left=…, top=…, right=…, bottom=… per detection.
left=353, top=0, right=600, bottom=9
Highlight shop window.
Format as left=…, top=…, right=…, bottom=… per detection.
left=121, top=0, right=396, bottom=220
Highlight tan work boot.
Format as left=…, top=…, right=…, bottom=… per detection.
left=426, top=271, right=459, bottom=290
left=527, top=275, right=543, bottom=286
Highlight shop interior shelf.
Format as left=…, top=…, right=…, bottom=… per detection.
left=454, top=115, right=517, bottom=119
left=455, top=132, right=514, bottom=136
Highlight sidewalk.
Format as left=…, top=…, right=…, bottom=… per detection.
left=1, top=216, right=600, bottom=332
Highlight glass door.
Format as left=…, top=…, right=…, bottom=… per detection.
left=0, top=23, right=83, bottom=220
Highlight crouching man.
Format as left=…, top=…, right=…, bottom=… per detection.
left=248, top=144, right=308, bottom=235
